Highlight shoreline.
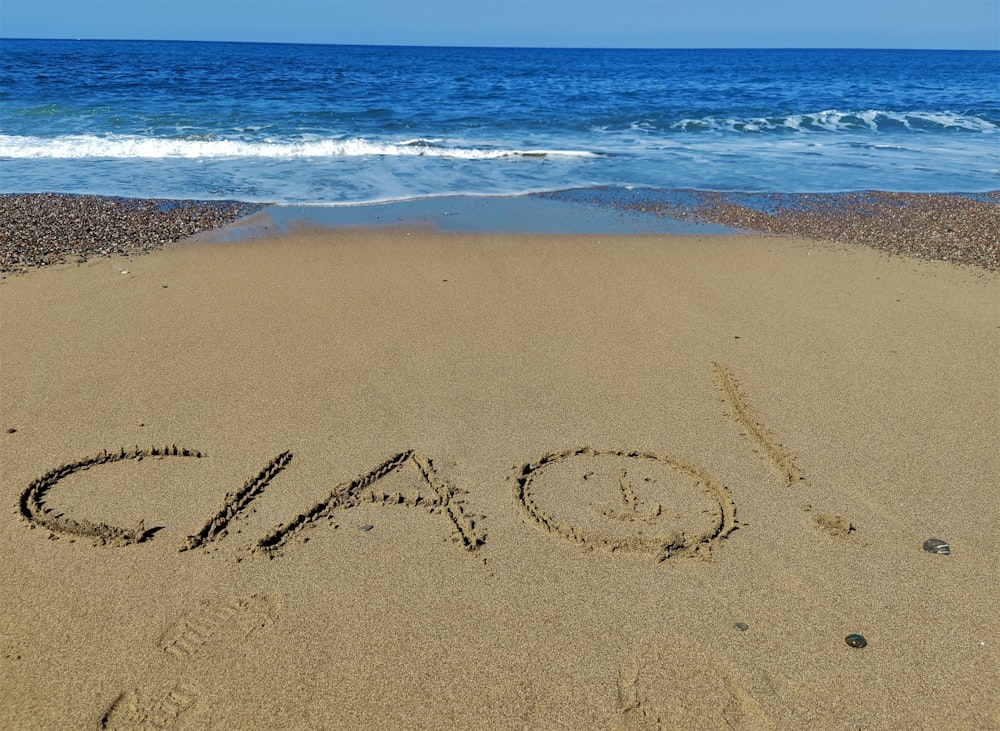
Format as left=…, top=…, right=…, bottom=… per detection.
left=2, top=188, right=998, bottom=274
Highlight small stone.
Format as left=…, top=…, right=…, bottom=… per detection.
left=734, top=622, right=749, bottom=632
left=5, top=427, right=16, bottom=434
left=359, top=524, right=374, bottom=532
left=845, top=634, right=867, bottom=648
left=923, top=538, right=950, bottom=555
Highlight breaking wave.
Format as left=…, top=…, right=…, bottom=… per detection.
left=0, top=134, right=602, bottom=160
left=604, top=109, right=1000, bottom=134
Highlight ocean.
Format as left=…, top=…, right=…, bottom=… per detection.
left=1, top=40, right=997, bottom=204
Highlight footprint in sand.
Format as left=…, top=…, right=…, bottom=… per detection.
left=100, top=592, right=281, bottom=730
left=158, top=592, right=281, bottom=659
left=614, top=650, right=773, bottom=730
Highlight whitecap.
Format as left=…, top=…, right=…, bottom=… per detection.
left=0, top=134, right=601, bottom=161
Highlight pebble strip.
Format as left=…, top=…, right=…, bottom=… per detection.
left=617, top=190, right=1000, bottom=273
left=3, top=190, right=998, bottom=273
left=0, top=193, right=267, bottom=273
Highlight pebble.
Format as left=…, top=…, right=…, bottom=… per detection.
left=359, top=524, right=374, bottom=532
left=923, top=538, right=951, bottom=555
left=734, top=622, right=749, bottom=632
left=845, top=634, right=868, bottom=648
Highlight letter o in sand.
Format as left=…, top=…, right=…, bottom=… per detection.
left=514, top=448, right=737, bottom=562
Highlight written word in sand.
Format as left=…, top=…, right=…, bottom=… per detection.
left=17, top=443, right=734, bottom=563
left=17, top=363, right=808, bottom=563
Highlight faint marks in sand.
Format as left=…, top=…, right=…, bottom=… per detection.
left=712, top=362, right=806, bottom=486
left=158, top=592, right=281, bottom=659
left=614, top=651, right=773, bottom=730
left=100, top=592, right=280, bottom=730
left=99, top=682, right=200, bottom=731
left=811, top=511, right=856, bottom=539
left=514, top=448, right=737, bottom=562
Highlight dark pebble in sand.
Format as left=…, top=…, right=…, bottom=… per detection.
left=359, top=524, right=374, bottom=532
left=6, top=428, right=16, bottom=433
left=734, top=622, right=749, bottom=632
left=845, top=634, right=868, bottom=648
left=923, top=538, right=951, bottom=555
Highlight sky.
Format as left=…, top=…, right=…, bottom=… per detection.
left=1, top=0, right=997, bottom=50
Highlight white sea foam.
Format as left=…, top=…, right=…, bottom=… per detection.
left=0, top=134, right=602, bottom=160
left=7, top=110, right=985, bottom=165
left=906, top=111, right=997, bottom=132
left=857, top=110, right=879, bottom=130
left=669, top=110, right=995, bottom=134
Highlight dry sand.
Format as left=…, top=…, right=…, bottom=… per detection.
left=1, top=227, right=998, bottom=729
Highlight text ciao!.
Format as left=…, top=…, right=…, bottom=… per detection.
left=17, top=363, right=805, bottom=563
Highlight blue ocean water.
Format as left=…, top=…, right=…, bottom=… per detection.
left=1, top=39, right=997, bottom=203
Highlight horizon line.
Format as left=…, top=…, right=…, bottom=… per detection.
left=2, top=36, right=997, bottom=53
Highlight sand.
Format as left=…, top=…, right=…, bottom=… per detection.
left=1, top=227, right=998, bottom=729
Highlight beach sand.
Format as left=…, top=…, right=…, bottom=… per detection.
left=1, top=226, right=997, bottom=729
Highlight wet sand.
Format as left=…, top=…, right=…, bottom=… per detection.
left=1, top=219, right=998, bottom=729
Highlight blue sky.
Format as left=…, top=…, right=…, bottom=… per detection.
left=2, top=0, right=997, bottom=49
